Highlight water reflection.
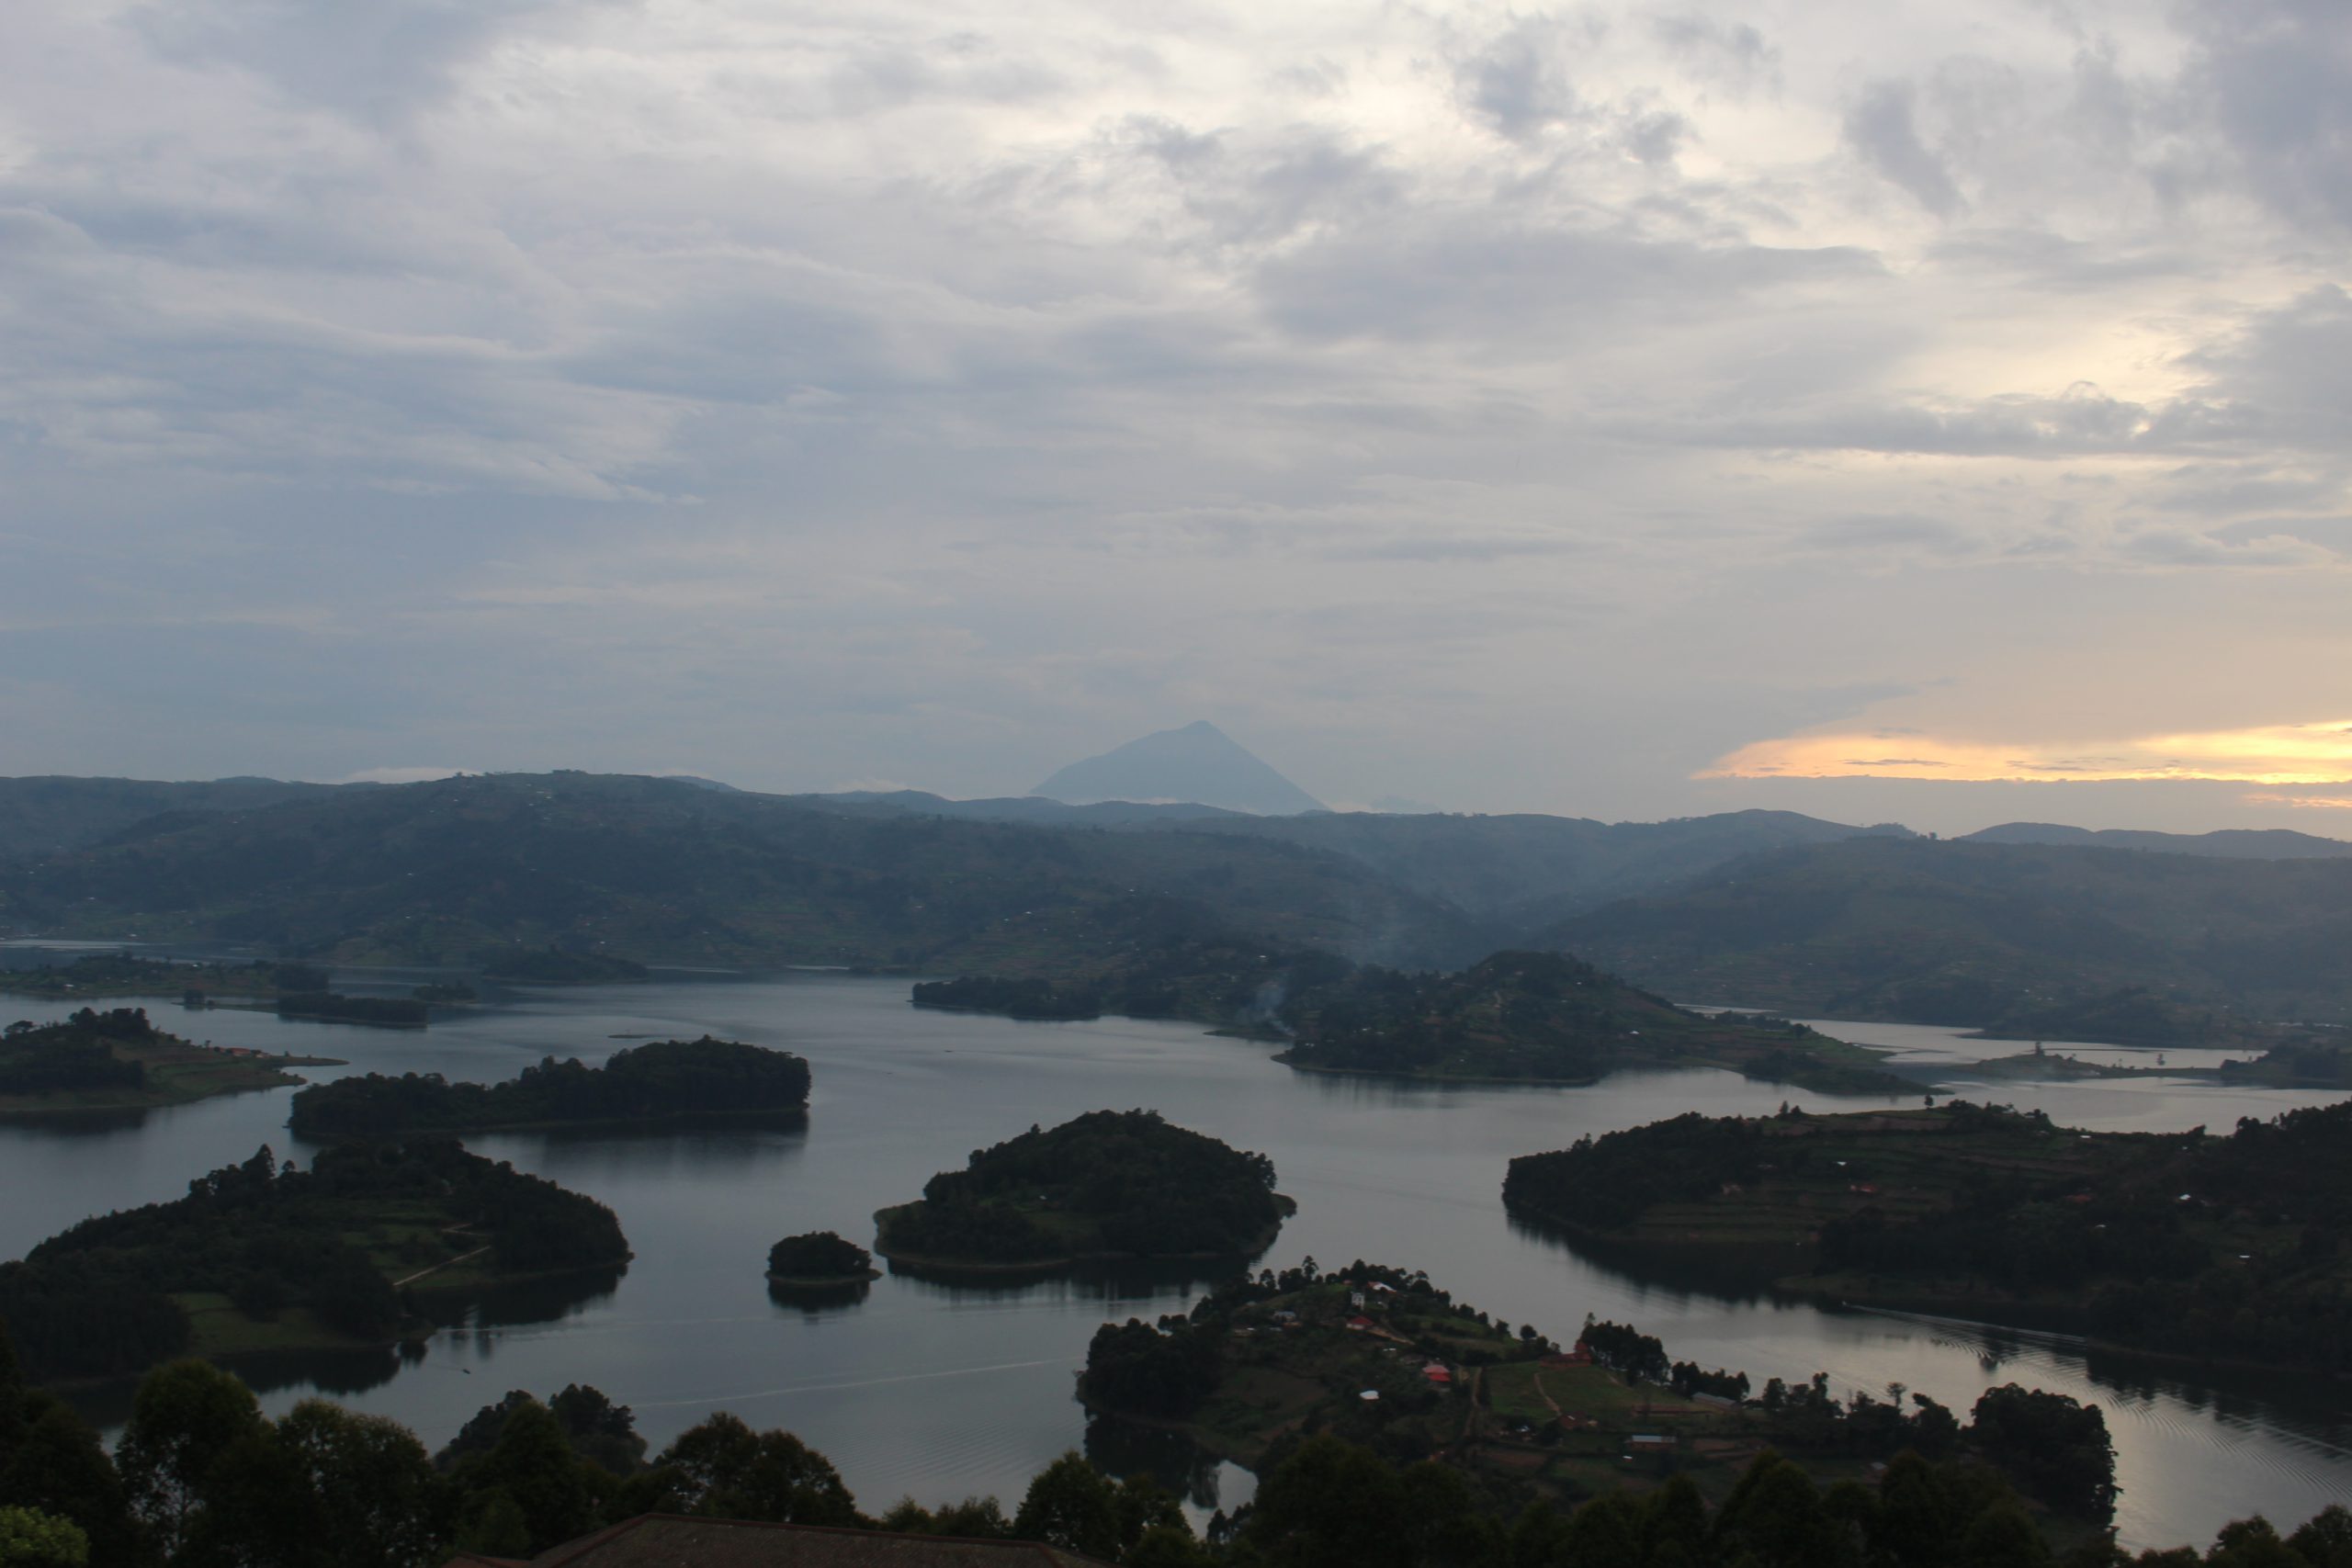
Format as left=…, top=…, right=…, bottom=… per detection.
left=767, top=1279, right=875, bottom=1317
left=1084, top=1415, right=1230, bottom=1512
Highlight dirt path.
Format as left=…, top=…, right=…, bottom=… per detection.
left=394, top=1245, right=490, bottom=1289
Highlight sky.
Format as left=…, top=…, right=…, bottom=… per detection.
left=2, top=0, right=2348, bottom=835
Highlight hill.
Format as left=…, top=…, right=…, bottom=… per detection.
left=1543, top=837, right=2352, bottom=1027
left=1033, top=721, right=1327, bottom=814
left=0, top=775, right=350, bottom=859
left=1961, top=822, right=2352, bottom=859
left=0, top=1007, right=336, bottom=1113
left=0, top=772, right=1489, bottom=972
left=874, top=1109, right=1290, bottom=1269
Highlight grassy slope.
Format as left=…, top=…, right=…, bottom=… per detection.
left=0, top=1035, right=339, bottom=1115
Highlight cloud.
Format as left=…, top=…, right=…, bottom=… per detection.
left=1705, top=719, right=2352, bottom=784
left=2245, top=792, right=2352, bottom=810
left=1844, top=80, right=1963, bottom=217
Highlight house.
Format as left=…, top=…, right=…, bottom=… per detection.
left=443, top=1516, right=1114, bottom=1568
left=1347, top=1315, right=1374, bottom=1331
left=1627, top=1434, right=1677, bottom=1450
left=1422, top=1362, right=1453, bottom=1385
left=1542, top=1342, right=1595, bottom=1369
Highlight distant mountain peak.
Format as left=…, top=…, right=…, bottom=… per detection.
left=1033, top=722, right=1327, bottom=815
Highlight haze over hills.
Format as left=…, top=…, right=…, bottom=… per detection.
left=1545, top=836, right=2352, bottom=1027
left=1958, top=822, right=2352, bottom=860
left=1031, top=721, right=1327, bottom=815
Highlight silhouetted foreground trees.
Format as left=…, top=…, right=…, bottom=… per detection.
left=0, top=1143, right=628, bottom=1381
left=288, top=1037, right=811, bottom=1138
left=877, top=1110, right=1286, bottom=1264
left=3, top=1325, right=2346, bottom=1568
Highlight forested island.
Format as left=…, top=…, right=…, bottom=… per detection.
left=874, top=1110, right=1290, bottom=1269
left=915, top=950, right=1914, bottom=1095
left=1501, top=1100, right=2352, bottom=1374
left=0, top=1008, right=337, bottom=1114
left=1079, top=1259, right=2127, bottom=1534
left=288, top=1037, right=811, bottom=1139
left=766, top=1232, right=879, bottom=1286
left=0, top=1141, right=629, bottom=1382
left=272, top=989, right=430, bottom=1027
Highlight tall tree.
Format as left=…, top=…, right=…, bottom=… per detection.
left=114, top=1361, right=264, bottom=1562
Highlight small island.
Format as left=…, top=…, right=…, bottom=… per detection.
left=0, top=1139, right=630, bottom=1382
left=1500, top=1100, right=2352, bottom=1377
left=911, top=976, right=1103, bottom=1021
left=275, top=989, right=431, bottom=1028
left=288, top=1036, right=811, bottom=1139
left=476, top=945, right=650, bottom=984
left=765, top=1231, right=880, bottom=1286
left=874, top=1110, right=1291, bottom=1270
left=0, top=1008, right=341, bottom=1114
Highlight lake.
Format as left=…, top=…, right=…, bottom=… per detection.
left=3, top=961, right=2348, bottom=1550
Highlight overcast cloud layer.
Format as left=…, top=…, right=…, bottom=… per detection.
left=3, top=0, right=2347, bottom=833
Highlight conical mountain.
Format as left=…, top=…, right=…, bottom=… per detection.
left=1032, top=721, right=1326, bottom=815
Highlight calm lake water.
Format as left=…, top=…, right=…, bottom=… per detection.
left=3, top=956, right=2348, bottom=1550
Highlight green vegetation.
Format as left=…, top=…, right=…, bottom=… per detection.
left=1078, top=1258, right=2138, bottom=1540
left=0, top=1143, right=629, bottom=1382
left=288, top=1037, right=810, bottom=1140
left=273, top=991, right=429, bottom=1027
left=765, top=1233, right=878, bottom=1285
left=1502, top=1100, right=2352, bottom=1373
left=0, top=954, right=306, bottom=1004
left=912, top=976, right=1105, bottom=1020
left=475, top=945, right=649, bottom=984
left=5, top=1317, right=2348, bottom=1567
left=409, top=981, right=477, bottom=1004
left=1546, top=837, right=2352, bottom=1034
left=875, top=1111, right=1289, bottom=1269
left=0, top=1009, right=335, bottom=1114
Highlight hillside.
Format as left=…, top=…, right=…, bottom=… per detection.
left=0, top=772, right=1490, bottom=972
left=0, top=775, right=349, bottom=859
left=1961, top=822, right=2352, bottom=859
left=1543, top=837, right=2352, bottom=1025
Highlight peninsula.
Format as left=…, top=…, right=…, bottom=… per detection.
left=1501, top=1100, right=2352, bottom=1375
left=0, top=1139, right=630, bottom=1382
left=875, top=1110, right=1290, bottom=1269
left=288, top=1036, right=811, bottom=1139
left=0, top=1007, right=338, bottom=1114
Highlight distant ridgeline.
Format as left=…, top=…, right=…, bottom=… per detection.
left=0, top=1141, right=628, bottom=1382
left=1502, top=1100, right=2352, bottom=1375
left=920, top=949, right=1912, bottom=1096
left=0, top=953, right=320, bottom=1001
left=289, top=1038, right=810, bottom=1139
left=875, top=1110, right=1289, bottom=1267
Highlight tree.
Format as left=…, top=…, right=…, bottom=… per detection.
left=457, top=1400, right=596, bottom=1556
left=2289, top=1505, right=2352, bottom=1568
left=277, top=1401, right=446, bottom=1568
left=115, top=1360, right=264, bottom=1561
left=1245, top=1436, right=1414, bottom=1568
left=653, top=1414, right=856, bottom=1527
left=0, top=1507, right=87, bottom=1568
left=1012, top=1452, right=1122, bottom=1562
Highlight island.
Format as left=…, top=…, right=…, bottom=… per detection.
left=874, top=1110, right=1292, bottom=1270
left=915, top=948, right=1916, bottom=1096
left=1500, top=1100, right=2352, bottom=1376
left=0, top=1007, right=341, bottom=1114
left=1079, top=1259, right=2120, bottom=1524
left=0, top=1139, right=630, bottom=1382
left=274, top=990, right=431, bottom=1028
left=765, top=1231, right=880, bottom=1286
left=288, top=1036, right=811, bottom=1139
left=476, top=945, right=650, bottom=984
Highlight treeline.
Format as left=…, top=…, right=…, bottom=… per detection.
left=912, top=976, right=1106, bottom=1020
left=475, top=945, right=649, bottom=983
left=0, top=1010, right=155, bottom=1098
left=288, top=1037, right=810, bottom=1139
left=5, top=1325, right=2349, bottom=1567
left=274, top=992, right=429, bottom=1027
left=879, top=1110, right=1284, bottom=1264
left=766, top=1233, right=876, bottom=1281
left=0, top=1144, right=628, bottom=1382
left=1501, top=1109, right=1781, bottom=1232
left=0, top=955, right=320, bottom=999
